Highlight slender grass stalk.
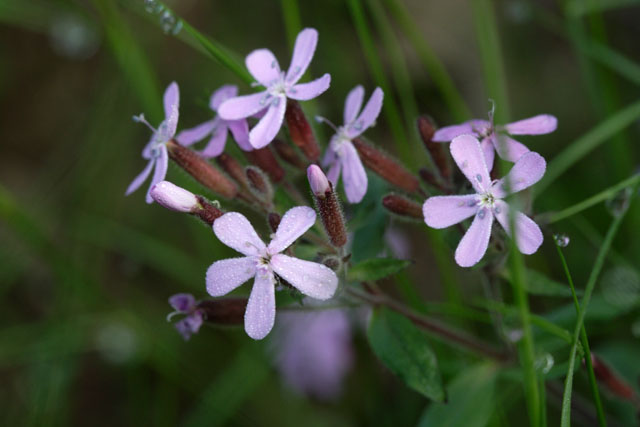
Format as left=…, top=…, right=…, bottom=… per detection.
left=555, top=245, right=606, bottom=426
left=346, top=0, right=412, bottom=165
left=383, top=0, right=470, bottom=122
left=280, top=0, right=302, bottom=50
left=546, top=173, right=640, bottom=223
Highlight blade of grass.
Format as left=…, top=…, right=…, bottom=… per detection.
left=280, top=0, right=302, bottom=50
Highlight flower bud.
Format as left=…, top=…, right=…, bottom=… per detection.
left=382, top=194, right=423, bottom=219
left=151, top=181, right=198, bottom=212
left=216, top=153, right=249, bottom=188
left=307, top=164, right=330, bottom=197
left=244, top=147, right=285, bottom=183
left=246, top=166, right=273, bottom=201
left=418, top=167, right=450, bottom=193
left=589, top=353, right=636, bottom=400
left=351, top=138, right=420, bottom=194
left=285, top=99, right=320, bottom=162
left=418, top=115, right=451, bottom=180
left=194, top=195, right=224, bottom=226
left=307, top=165, right=347, bottom=248
left=166, top=140, right=238, bottom=199
left=273, top=138, right=307, bottom=170
left=197, top=298, right=248, bottom=326
left=268, top=212, right=281, bottom=233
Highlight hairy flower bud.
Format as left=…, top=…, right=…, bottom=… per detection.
left=244, top=147, right=285, bottom=183
left=590, top=353, right=636, bottom=401
left=197, top=298, right=248, bottom=326
left=351, top=138, right=420, bottom=194
left=246, top=166, right=273, bottom=201
left=418, top=115, right=451, bottom=180
left=166, top=140, right=238, bottom=199
left=307, top=165, right=347, bottom=248
left=273, top=138, right=307, bottom=170
left=382, top=194, right=423, bottom=219
left=195, top=195, right=224, bottom=226
left=418, top=167, right=450, bottom=193
left=216, top=153, right=249, bottom=188
left=285, top=99, right=320, bottom=162
left=151, top=181, right=198, bottom=212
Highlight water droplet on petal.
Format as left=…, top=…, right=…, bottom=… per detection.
left=271, top=60, right=277, bottom=68
left=477, top=209, right=486, bottom=219
left=271, top=97, right=280, bottom=107
left=476, top=174, right=483, bottom=182
left=494, top=206, right=501, bottom=214
left=461, top=160, right=468, bottom=169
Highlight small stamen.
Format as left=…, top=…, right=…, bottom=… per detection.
left=133, top=113, right=157, bottom=133
left=315, top=116, right=339, bottom=133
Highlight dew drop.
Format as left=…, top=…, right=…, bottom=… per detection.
left=553, top=233, right=570, bottom=247
left=259, top=94, right=269, bottom=106
left=271, top=60, right=277, bottom=68
left=477, top=209, right=486, bottom=219
left=534, top=353, right=554, bottom=375
left=288, top=88, right=297, bottom=94
left=476, top=174, right=483, bottom=182
left=354, top=120, right=364, bottom=131
left=461, top=160, right=468, bottom=169
left=467, top=199, right=477, bottom=207
left=160, top=11, right=177, bottom=34
left=144, top=0, right=164, bottom=14
left=271, top=97, right=280, bottom=107
left=457, top=201, right=465, bottom=207
left=606, top=187, right=633, bottom=218
left=494, top=206, right=501, bottom=214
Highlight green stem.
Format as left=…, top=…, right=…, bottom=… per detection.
left=280, top=0, right=302, bottom=50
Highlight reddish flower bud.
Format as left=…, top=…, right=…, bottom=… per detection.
left=244, top=147, right=285, bottom=183
left=285, top=99, right=320, bottom=162
left=419, top=167, right=450, bottom=193
left=382, top=194, right=423, bottom=219
left=307, top=165, right=347, bottom=248
left=166, top=140, right=238, bottom=199
left=194, top=195, right=224, bottom=226
left=590, top=353, right=636, bottom=401
left=197, top=298, right=247, bottom=325
left=216, top=153, right=249, bottom=188
left=351, top=138, right=420, bottom=194
left=268, top=212, right=281, bottom=233
left=272, top=138, right=307, bottom=170
left=246, top=166, right=273, bottom=200
left=418, top=115, right=451, bottom=180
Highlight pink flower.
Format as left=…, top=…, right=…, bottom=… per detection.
left=150, top=181, right=198, bottom=212
left=167, top=293, right=203, bottom=341
left=320, top=86, right=384, bottom=203
left=206, top=206, right=338, bottom=340
left=218, top=28, right=331, bottom=149
left=423, top=134, right=545, bottom=267
left=176, top=85, right=253, bottom=158
left=125, top=82, right=179, bottom=203
left=432, top=109, right=556, bottom=171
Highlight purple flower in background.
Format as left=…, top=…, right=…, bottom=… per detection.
left=206, top=206, right=338, bottom=340
left=320, top=86, right=384, bottom=203
left=125, top=82, right=179, bottom=203
left=167, top=293, right=203, bottom=340
left=218, top=28, right=331, bottom=149
left=423, top=134, right=545, bottom=267
left=176, top=85, right=253, bottom=158
left=272, top=307, right=353, bottom=400
left=432, top=107, right=556, bottom=171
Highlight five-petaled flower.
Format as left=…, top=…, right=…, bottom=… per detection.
left=218, top=28, right=331, bottom=149
left=320, top=86, right=383, bottom=203
left=126, top=81, right=179, bottom=203
left=167, top=293, right=203, bottom=341
left=432, top=108, right=556, bottom=171
left=176, top=85, right=252, bottom=158
left=423, top=134, right=546, bottom=267
left=206, top=206, right=338, bottom=340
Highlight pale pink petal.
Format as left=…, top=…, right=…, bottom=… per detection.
left=492, top=134, right=530, bottom=162
left=206, top=256, right=257, bottom=296
left=491, top=151, right=546, bottom=198
left=246, top=48, right=281, bottom=87
left=481, top=136, right=495, bottom=172
left=455, top=208, right=493, bottom=268
left=227, top=119, right=253, bottom=151
left=504, top=114, right=557, bottom=135
left=218, top=92, right=269, bottom=120
left=286, top=28, right=318, bottom=84
left=345, top=87, right=383, bottom=139
left=341, top=141, right=367, bottom=203
left=244, top=270, right=276, bottom=340
left=169, top=293, right=196, bottom=312
left=327, top=159, right=341, bottom=186
left=249, top=95, right=287, bottom=149
left=343, top=85, right=364, bottom=124
left=199, top=124, right=228, bottom=158
left=431, top=119, right=489, bottom=142
left=321, top=146, right=337, bottom=168
left=422, top=195, right=479, bottom=228
left=450, top=134, right=491, bottom=193
left=210, top=85, right=238, bottom=111
left=288, top=74, right=331, bottom=101
left=493, top=200, right=543, bottom=255
left=267, top=206, right=316, bottom=254
left=176, top=119, right=216, bottom=146
left=125, top=159, right=154, bottom=196
left=146, top=145, right=168, bottom=204
left=163, top=82, right=179, bottom=138
left=271, top=254, right=338, bottom=299
left=213, top=212, right=267, bottom=256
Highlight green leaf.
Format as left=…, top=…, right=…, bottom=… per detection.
left=367, top=307, right=445, bottom=402
left=348, top=257, right=411, bottom=282
left=418, top=363, right=498, bottom=427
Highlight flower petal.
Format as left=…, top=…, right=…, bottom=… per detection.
left=210, top=85, right=238, bottom=111
left=450, top=134, right=491, bottom=193
left=492, top=134, right=530, bottom=163
left=431, top=119, right=489, bottom=142
left=218, top=92, right=269, bottom=121
left=271, top=254, right=338, bottom=300
left=341, top=141, right=367, bottom=203
left=481, top=136, right=495, bottom=172
left=199, top=124, right=228, bottom=158
left=423, top=195, right=479, bottom=228
left=125, top=158, right=154, bottom=196
left=491, top=151, right=546, bottom=197
left=268, top=206, right=317, bottom=254
left=245, top=270, right=276, bottom=340
left=345, top=87, right=383, bottom=138
left=343, top=85, right=364, bottom=125
left=163, top=82, right=179, bottom=138
left=504, top=114, right=557, bottom=135
left=206, top=256, right=257, bottom=296
left=327, top=158, right=341, bottom=186
left=213, top=212, right=267, bottom=256
left=288, top=74, right=331, bottom=101
left=492, top=200, right=543, bottom=255
left=455, top=208, right=493, bottom=267
left=227, top=119, right=253, bottom=151
left=321, top=145, right=337, bottom=168
left=146, top=145, right=168, bottom=203
left=246, top=48, right=281, bottom=87
left=286, top=28, right=318, bottom=84
left=169, top=293, right=196, bottom=312
left=176, top=119, right=216, bottom=146
left=249, top=95, right=287, bottom=149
